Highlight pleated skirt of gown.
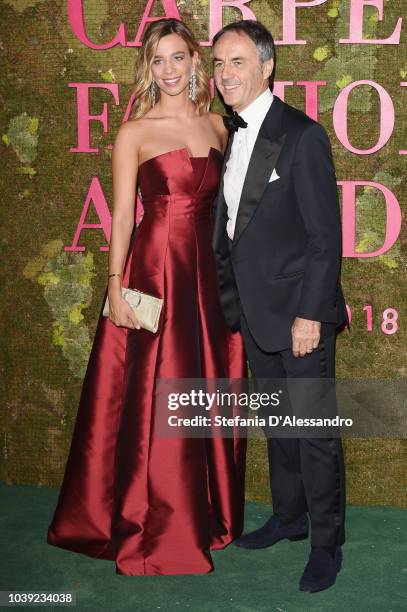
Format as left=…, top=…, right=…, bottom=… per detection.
left=47, top=149, right=247, bottom=575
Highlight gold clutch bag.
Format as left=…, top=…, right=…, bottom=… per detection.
left=102, top=287, right=163, bottom=333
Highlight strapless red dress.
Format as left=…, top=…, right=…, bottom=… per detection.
left=47, top=147, right=247, bottom=575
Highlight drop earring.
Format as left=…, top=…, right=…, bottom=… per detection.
left=189, top=72, right=196, bottom=102
left=150, top=80, right=157, bottom=106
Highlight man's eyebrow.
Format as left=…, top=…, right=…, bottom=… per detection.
left=213, top=56, right=244, bottom=62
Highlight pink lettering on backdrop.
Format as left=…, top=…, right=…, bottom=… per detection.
left=206, top=0, right=256, bottom=44
left=296, top=81, right=326, bottom=121
left=65, top=3, right=404, bottom=256
left=67, top=0, right=126, bottom=49
left=209, top=78, right=216, bottom=98
left=272, top=82, right=326, bottom=121
left=64, top=175, right=144, bottom=251
left=131, top=0, right=180, bottom=46
left=119, top=89, right=138, bottom=124
left=333, top=80, right=394, bottom=154
left=400, top=82, right=407, bottom=154
left=65, top=177, right=111, bottom=252
left=339, top=0, right=402, bottom=44
left=68, top=0, right=404, bottom=47
left=135, top=197, right=144, bottom=225
left=339, top=181, right=402, bottom=258
left=275, top=0, right=328, bottom=45
left=272, top=81, right=293, bottom=100
left=67, top=0, right=180, bottom=49
left=69, top=84, right=119, bottom=153
left=65, top=179, right=402, bottom=255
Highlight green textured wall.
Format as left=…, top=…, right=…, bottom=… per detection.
left=1, top=0, right=406, bottom=506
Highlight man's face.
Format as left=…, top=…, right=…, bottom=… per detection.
left=212, top=31, right=273, bottom=113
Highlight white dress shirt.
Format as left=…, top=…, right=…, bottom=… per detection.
left=224, top=88, right=274, bottom=240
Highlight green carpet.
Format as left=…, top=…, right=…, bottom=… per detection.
left=0, top=482, right=406, bottom=611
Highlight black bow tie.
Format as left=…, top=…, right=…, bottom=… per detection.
left=223, top=112, right=248, bottom=133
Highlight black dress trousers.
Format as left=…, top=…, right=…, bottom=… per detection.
left=239, top=308, right=346, bottom=548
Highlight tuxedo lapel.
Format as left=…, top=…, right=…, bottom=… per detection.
left=219, top=130, right=235, bottom=196
left=213, top=131, right=235, bottom=252
left=232, top=96, right=286, bottom=247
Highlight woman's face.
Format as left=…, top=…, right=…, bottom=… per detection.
left=150, top=33, right=196, bottom=98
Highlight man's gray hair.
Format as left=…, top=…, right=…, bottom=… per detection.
left=212, top=19, right=275, bottom=65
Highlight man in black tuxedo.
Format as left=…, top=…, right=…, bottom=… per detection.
left=212, top=20, right=348, bottom=593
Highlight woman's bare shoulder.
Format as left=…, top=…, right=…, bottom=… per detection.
left=206, top=111, right=228, bottom=150
left=207, top=111, right=226, bottom=130
left=112, top=118, right=153, bottom=160
left=115, top=117, right=148, bottom=144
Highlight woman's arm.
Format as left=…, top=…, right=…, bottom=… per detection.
left=107, top=120, right=141, bottom=329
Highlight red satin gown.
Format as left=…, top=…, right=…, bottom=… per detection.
left=47, top=146, right=247, bottom=575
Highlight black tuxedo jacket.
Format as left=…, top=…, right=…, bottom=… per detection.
left=213, top=94, right=348, bottom=353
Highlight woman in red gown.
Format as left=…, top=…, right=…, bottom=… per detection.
left=47, top=18, right=247, bottom=575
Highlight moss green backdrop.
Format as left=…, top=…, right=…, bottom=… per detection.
left=1, top=0, right=406, bottom=506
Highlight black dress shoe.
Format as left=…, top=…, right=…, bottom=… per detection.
left=299, top=546, right=342, bottom=592
left=234, top=513, right=308, bottom=549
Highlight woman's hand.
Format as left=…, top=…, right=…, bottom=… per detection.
left=108, top=289, right=141, bottom=329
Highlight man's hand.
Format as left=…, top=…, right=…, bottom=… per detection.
left=291, top=317, right=321, bottom=358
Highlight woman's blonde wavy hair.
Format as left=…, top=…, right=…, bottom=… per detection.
left=129, top=18, right=210, bottom=120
